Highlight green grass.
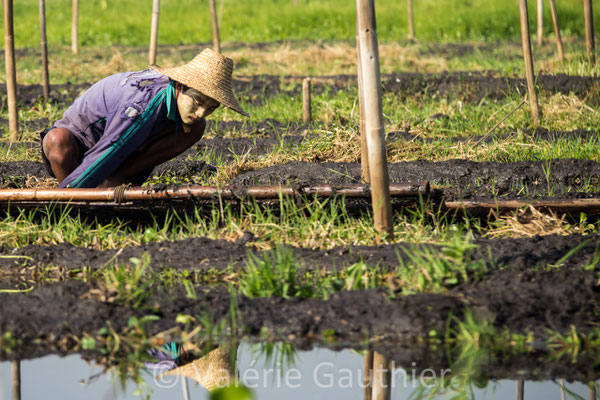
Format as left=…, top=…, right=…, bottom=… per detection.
left=1, top=0, right=598, bottom=48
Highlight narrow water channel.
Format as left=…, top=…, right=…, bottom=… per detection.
left=0, top=342, right=596, bottom=399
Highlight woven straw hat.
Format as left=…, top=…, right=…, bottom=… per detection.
left=161, top=345, right=237, bottom=391
left=151, top=48, right=249, bottom=117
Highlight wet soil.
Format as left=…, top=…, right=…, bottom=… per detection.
left=1, top=72, right=597, bottom=112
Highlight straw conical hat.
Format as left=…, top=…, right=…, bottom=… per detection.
left=162, top=345, right=236, bottom=391
left=151, top=48, right=249, bottom=117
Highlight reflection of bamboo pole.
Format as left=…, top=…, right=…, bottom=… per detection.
left=537, top=0, right=543, bottom=46
left=518, top=0, right=540, bottom=125
left=210, top=0, right=221, bottom=54
left=363, top=351, right=373, bottom=400
left=39, top=0, right=50, bottom=101
left=11, top=361, right=21, bottom=400
left=181, top=376, right=190, bottom=400
left=356, top=0, right=394, bottom=238
left=548, top=0, right=565, bottom=61
left=517, top=379, right=524, bottom=400
left=149, top=0, right=160, bottom=65
left=372, top=352, right=391, bottom=400
left=356, top=11, right=369, bottom=183
left=584, top=0, right=595, bottom=64
left=3, top=0, right=19, bottom=142
left=407, top=0, right=415, bottom=40
left=302, top=78, right=311, bottom=123
left=71, top=0, right=78, bottom=54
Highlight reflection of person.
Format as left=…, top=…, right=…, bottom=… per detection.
left=147, top=342, right=238, bottom=391
left=41, top=48, right=248, bottom=188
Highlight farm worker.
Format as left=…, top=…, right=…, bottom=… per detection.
left=41, top=48, right=248, bottom=188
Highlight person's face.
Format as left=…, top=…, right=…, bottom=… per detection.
left=176, top=84, right=220, bottom=125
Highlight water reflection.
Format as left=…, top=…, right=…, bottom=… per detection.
left=2, top=342, right=599, bottom=399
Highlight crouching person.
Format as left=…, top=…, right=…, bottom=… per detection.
left=41, top=48, right=248, bottom=188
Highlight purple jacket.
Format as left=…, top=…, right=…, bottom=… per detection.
left=54, top=69, right=181, bottom=188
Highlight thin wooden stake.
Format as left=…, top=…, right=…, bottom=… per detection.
left=356, top=10, right=369, bottom=183
left=537, top=0, right=544, bottom=46
left=584, top=0, right=595, bottom=64
left=4, top=0, right=19, bottom=142
left=363, top=351, right=373, bottom=400
left=519, top=0, right=541, bottom=125
left=548, top=0, right=565, bottom=61
left=407, top=0, right=415, bottom=40
left=560, top=379, right=566, bottom=400
left=11, top=360, right=21, bottom=400
left=39, top=0, right=50, bottom=101
left=302, top=78, right=312, bottom=123
left=210, top=0, right=221, bottom=54
left=590, top=384, right=597, bottom=400
left=372, top=352, right=391, bottom=400
left=71, top=0, right=78, bottom=54
left=517, top=379, right=524, bottom=400
left=356, top=0, right=394, bottom=239
left=149, top=0, right=160, bottom=65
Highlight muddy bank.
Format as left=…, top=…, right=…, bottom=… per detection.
left=0, top=234, right=599, bottom=346
left=231, top=159, right=600, bottom=199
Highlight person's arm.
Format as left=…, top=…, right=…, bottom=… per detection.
left=59, top=88, right=169, bottom=188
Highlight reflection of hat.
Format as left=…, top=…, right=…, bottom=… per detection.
left=150, top=48, right=249, bottom=117
left=162, top=345, right=236, bottom=391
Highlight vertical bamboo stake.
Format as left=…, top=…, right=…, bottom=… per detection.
left=356, top=0, right=394, bottom=239
left=537, top=0, right=543, bottom=46
left=519, top=0, right=540, bottom=125
left=363, top=351, right=373, bottom=400
left=372, top=352, right=391, bottom=400
left=71, top=0, right=78, bottom=54
left=548, top=0, right=565, bottom=61
left=590, top=384, right=597, bottom=400
left=149, top=0, right=160, bottom=65
left=517, top=379, right=524, bottom=400
left=584, top=0, right=595, bottom=64
left=11, top=361, right=21, bottom=400
left=210, top=0, right=221, bottom=54
left=356, top=10, right=369, bottom=183
left=560, top=379, right=566, bottom=400
left=4, top=0, right=19, bottom=142
left=407, top=0, right=415, bottom=40
left=39, top=0, right=50, bottom=101
left=302, top=78, right=312, bottom=123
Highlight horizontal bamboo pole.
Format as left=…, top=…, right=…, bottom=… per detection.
left=0, top=183, right=430, bottom=203
left=445, top=198, right=600, bottom=215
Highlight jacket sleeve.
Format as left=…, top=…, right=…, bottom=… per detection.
left=59, top=88, right=168, bottom=188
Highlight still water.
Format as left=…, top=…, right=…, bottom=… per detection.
left=0, top=342, right=595, bottom=399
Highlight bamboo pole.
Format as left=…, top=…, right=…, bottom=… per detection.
left=356, top=9, right=369, bottom=183
left=584, top=0, right=595, bottom=64
left=517, top=379, right=524, bottom=400
left=518, top=0, right=541, bottom=125
left=444, top=197, right=600, bottom=216
left=407, top=0, right=415, bottom=40
left=302, top=78, right=312, bottom=123
left=537, top=0, right=543, bottom=46
left=356, top=0, right=394, bottom=239
left=548, top=0, right=565, bottom=61
left=210, top=0, right=221, bottom=54
left=372, top=352, right=391, bottom=400
left=590, top=384, right=597, bottom=400
left=39, top=0, right=50, bottom=101
left=4, top=0, right=19, bottom=142
left=11, top=361, right=21, bottom=400
left=71, top=0, right=78, bottom=54
left=0, top=183, right=430, bottom=202
left=363, top=351, right=373, bottom=400
left=149, top=0, right=160, bottom=65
